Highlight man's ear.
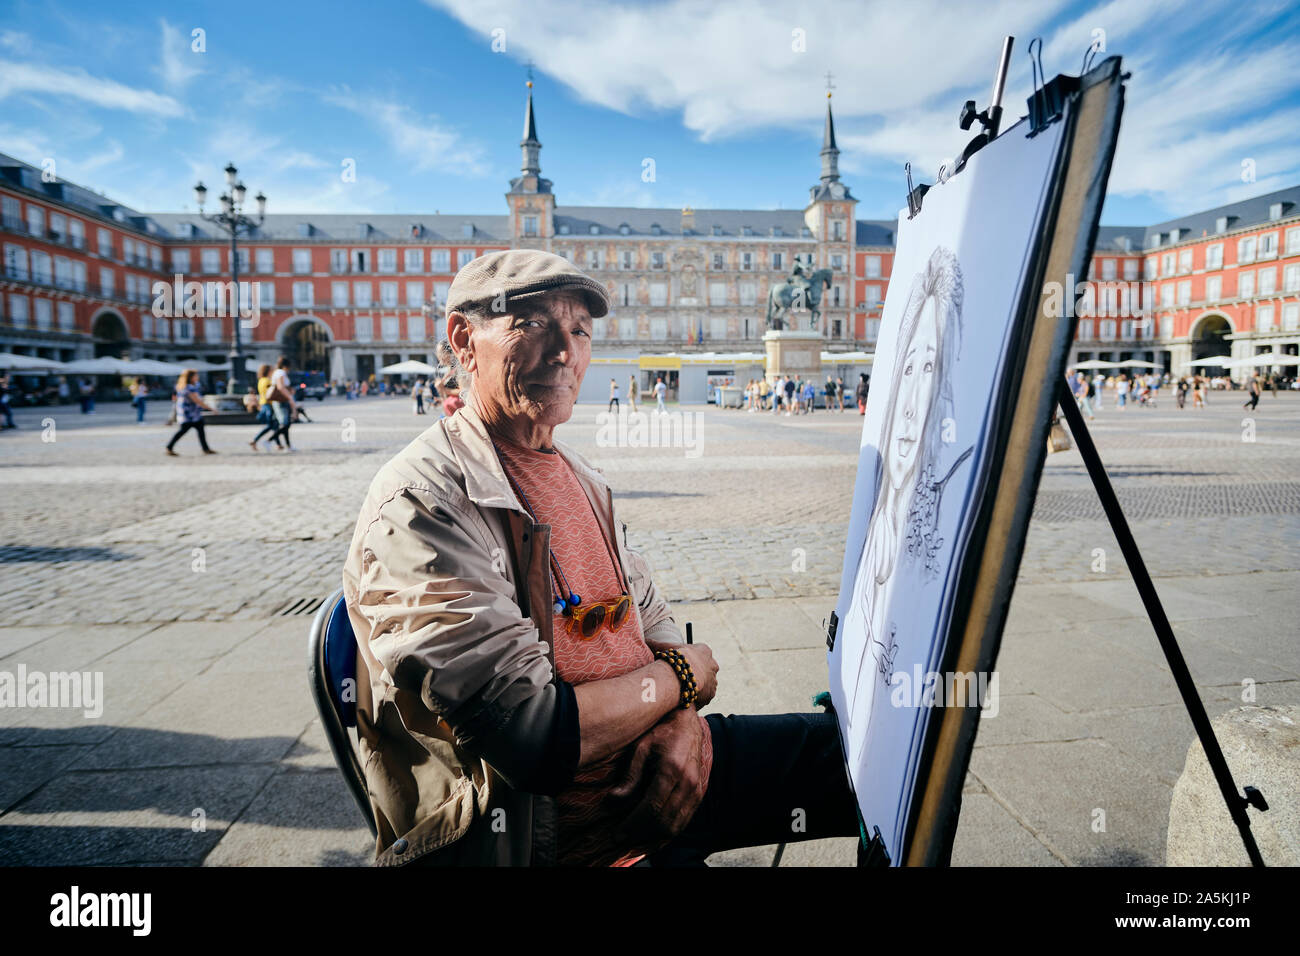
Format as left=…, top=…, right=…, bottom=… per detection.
left=446, top=311, right=476, bottom=374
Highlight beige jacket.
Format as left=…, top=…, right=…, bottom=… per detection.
left=342, top=402, right=683, bottom=866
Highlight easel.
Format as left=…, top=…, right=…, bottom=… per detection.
left=850, top=37, right=1269, bottom=868
left=1056, top=381, right=1268, bottom=866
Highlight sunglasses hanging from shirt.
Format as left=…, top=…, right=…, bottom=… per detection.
left=493, top=440, right=632, bottom=640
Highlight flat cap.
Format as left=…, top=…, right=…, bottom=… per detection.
left=446, top=250, right=610, bottom=318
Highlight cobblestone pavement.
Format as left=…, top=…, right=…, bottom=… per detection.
left=1, top=391, right=1297, bottom=866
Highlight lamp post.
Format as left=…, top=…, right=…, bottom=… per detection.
left=421, top=298, right=441, bottom=365
left=194, top=163, right=266, bottom=395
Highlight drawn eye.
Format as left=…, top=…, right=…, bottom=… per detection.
left=923, top=361, right=934, bottom=373
left=904, top=363, right=912, bottom=375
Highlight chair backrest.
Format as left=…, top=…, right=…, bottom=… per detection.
left=308, top=587, right=376, bottom=836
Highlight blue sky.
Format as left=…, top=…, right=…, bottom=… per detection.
left=1, top=0, right=1297, bottom=226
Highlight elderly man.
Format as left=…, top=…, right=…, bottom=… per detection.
left=343, top=250, right=857, bottom=866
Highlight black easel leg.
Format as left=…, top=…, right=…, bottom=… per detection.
left=1056, top=381, right=1266, bottom=867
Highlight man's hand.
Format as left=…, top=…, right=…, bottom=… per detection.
left=606, top=707, right=709, bottom=854
left=647, top=640, right=719, bottom=709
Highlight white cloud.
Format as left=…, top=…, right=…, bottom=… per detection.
left=0, top=58, right=184, bottom=116
left=322, top=86, right=488, bottom=175
left=157, top=20, right=202, bottom=90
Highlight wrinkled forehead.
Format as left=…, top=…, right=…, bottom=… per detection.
left=508, top=288, right=592, bottom=323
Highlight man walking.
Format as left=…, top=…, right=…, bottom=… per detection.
left=628, top=374, right=639, bottom=413
left=855, top=372, right=870, bottom=415
left=1243, top=374, right=1261, bottom=411
left=609, top=378, right=620, bottom=413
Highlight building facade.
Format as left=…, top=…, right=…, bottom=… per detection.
left=2, top=86, right=1298, bottom=384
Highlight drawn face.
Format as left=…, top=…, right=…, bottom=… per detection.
left=888, top=294, right=940, bottom=491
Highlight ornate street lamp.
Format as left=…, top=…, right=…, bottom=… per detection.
left=193, top=162, right=266, bottom=395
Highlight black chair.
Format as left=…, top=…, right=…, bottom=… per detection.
left=307, top=587, right=377, bottom=837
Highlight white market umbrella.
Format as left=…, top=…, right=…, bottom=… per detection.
left=121, top=358, right=189, bottom=376
left=380, top=360, right=438, bottom=375
left=0, top=352, right=68, bottom=372
left=330, top=346, right=346, bottom=382
left=1119, top=359, right=1161, bottom=368
left=1071, top=359, right=1122, bottom=369
left=1187, top=355, right=1232, bottom=367
left=61, top=356, right=133, bottom=375
left=1225, top=351, right=1295, bottom=368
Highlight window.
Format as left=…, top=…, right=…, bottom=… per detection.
left=1161, top=253, right=1175, bottom=276
left=34, top=298, right=52, bottom=330
left=355, top=315, right=372, bottom=342
left=99, top=266, right=114, bottom=297
left=171, top=249, right=191, bottom=273
left=1121, top=319, right=1136, bottom=339
left=1206, top=275, right=1222, bottom=301
left=649, top=281, right=668, bottom=306
left=772, top=252, right=784, bottom=271
left=589, top=225, right=599, bottom=235
left=1284, top=264, right=1300, bottom=293
left=709, top=317, right=726, bottom=339
left=353, top=282, right=372, bottom=307
left=330, top=249, right=349, bottom=273
left=1123, top=258, right=1138, bottom=281
left=712, top=253, right=725, bottom=270
left=151, top=246, right=164, bottom=271
left=8, top=293, right=28, bottom=326
left=57, top=301, right=74, bottom=330
left=122, top=237, right=135, bottom=264
left=830, top=253, right=843, bottom=271
left=1176, top=280, right=1191, bottom=306
left=1077, top=319, right=1094, bottom=339
left=26, top=205, right=44, bottom=237
left=592, top=318, right=607, bottom=339
left=204, top=317, right=222, bottom=342
left=1258, top=268, right=1276, bottom=295
left=98, top=228, right=113, bottom=258
left=708, top=281, right=727, bottom=306
left=140, top=312, right=153, bottom=339
left=1, top=195, right=19, bottom=229
left=618, top=317, right=635, bottom=338
left=558, top=224, right=571, bottom=235
left=235, top=248, right=250, bottom=274
left=380, top=281, right=398, bottom=307
left=864, top=255, right=881, bottom=279
left=1286, top=228, right=1300, bottom=256
left=1259, top=232, right=1277, bottom=258
left=332, top=282, right=349, bottom=307
left=257, top=248, right=274, bottom=274
left=1239, top=271, right=1255, bottom=298
left=1283, top=303, right=1300, bottom=331
left=1238, top=236, right=1257, bottom=263
left=404, top=248, right=423, bottom=272
left=67, top=218, right=85, bottom=249
left=4, top=243, right=27, bottom=280
left=587, top=250, right=603, bottom=270
left=1160, top=284, right=1174, bottom=308
left=865, top=285, right=882, bottom=309
left=201, top=248, right=220, bottom=273
left=408, top=314, right=425, bottom=341
left=457, top=249, right=474, bottom=270
left=293, top=249, right=312, bottom=274
left=430, top=249, right=450, bottom=272
left=1257, top=305, right=1275, bottom=332
left=381, top=315, right=400, bottom=342
left=650, top=317, right=667, bottom=340
left=619, top=224, right=631, bottom=236
left=831, top=219, right=845, bottom=241
left=54, top=256, right=73, bottom=289
left=1205, top=244, right=1223, bottom=270
left=378, top=249, right=397, bottom=273
left=351, top=249, right=368, bottom=273
left=1177, top=249, right=1192, bottom=274
left=175, top=318, right=195, bottom=342
left=523, top=216, right=538, bottom=237
left=258, top=282, right=274, bottom=307
left=1145, top=257, right=1157, bottom=279
left=1100, top=258, right=1116, bottom=280
left=651, top=252, right=665, bottom=271
left=742, top=252, right=753, bottom=271
left=832, top=284, right=844, bottom=307
left=29, top=250, right=51, bottom=284
left=406, top=281, right=424, bottom=307
left=48, top=214, right=66, bottom=241
left=433, top=283, right=449, bottom=307
left=739, top=282, right=756, bottom=306
left=620, top=250, right=634, bottom=270
left=293, top=281, right=314, bottom=307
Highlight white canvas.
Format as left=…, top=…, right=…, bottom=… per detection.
left=828, top=116, right=1067, bottom=863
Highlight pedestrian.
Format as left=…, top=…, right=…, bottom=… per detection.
left=627, top=374, right=639, bottom=413
left=784, top=375, right=797, bottom=416
left=1192, top=374, right=1205, bottom=409
left=248, top=363, right=283, bottom=452
left=1092, top=372, right=1104, bottom=409
left=165, top=369, right=215, bottom=456
left=1116, top=373, right=1129, bottom=409
left=77, top=377, right=94, bottom=414
left=1073, top=371, right=1095, bottom=420
left=1243, top=375, right=1261, bottom=411
left=608, top=378, right=620, bottom=413
left=0, top=374, right=15, bottom=430
left=1176, top=377, right=1188, bottom=409
left=802, top=379, right=815, bottom=415
left=855, top=372, right=870, bottom=415
left=130, top=377, right=149, bottom=423
left=266, top=356, right=297, bottom=452
left=653, top=375, right=667, bottom=413
left=414, top=378, right=426, bottom=415
left=824, top=376, right=837, bottom=413
left=771, top=376, right=784, bottom=414
left=1148, top=373, right=1159, bottom=408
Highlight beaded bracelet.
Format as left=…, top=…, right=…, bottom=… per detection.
left=653, top=647, right=698, bottom=709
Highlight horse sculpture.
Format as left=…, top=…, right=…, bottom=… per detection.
left=765, top=268, right=833, bottom=331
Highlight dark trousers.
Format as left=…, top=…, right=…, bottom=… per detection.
left=609, top=398, right=619, bottom=412
left=645, top=711, right=858, bottom=865
left=167, top=420, right=210, bottom=452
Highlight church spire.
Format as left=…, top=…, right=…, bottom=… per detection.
left=820, top=91, right=840, bottom=185
left=521, top=80, right=541, bottom=176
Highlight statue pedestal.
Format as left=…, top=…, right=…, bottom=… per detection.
left=763, top=329, right=823, bottom=382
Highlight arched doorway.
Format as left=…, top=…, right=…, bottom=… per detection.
left=1191, top=314, right=1232, bottom=375
left=279, top=317, right=330, bottom=372
left=91, top=310, right=130, bottom=358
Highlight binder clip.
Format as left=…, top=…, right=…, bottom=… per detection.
left=1026, top=36, right=1081, bottom=136
left=859, top=825, right=892, bottom=867
left=905, top=162, right=929, bottom=220
left=825, top=609, right=839, bottom=651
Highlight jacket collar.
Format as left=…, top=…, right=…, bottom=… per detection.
left=442, top=400, right=609, bottom=512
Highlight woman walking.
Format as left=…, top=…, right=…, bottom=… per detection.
left=267, top=357, right=297, bottom=452
left=130, top=377, right=149, bottom=424
left=249, top=363, right=283, bottom=451
left=165, top=369, right=215, bottom=456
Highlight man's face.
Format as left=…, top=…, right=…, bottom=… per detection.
left=457, top=290, right=592, bottom=431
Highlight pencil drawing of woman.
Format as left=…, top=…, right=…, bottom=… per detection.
left=842, top=246, right=971, bottom=758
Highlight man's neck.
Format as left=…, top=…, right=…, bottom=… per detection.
left=470, top=397, right=555, bottom=451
